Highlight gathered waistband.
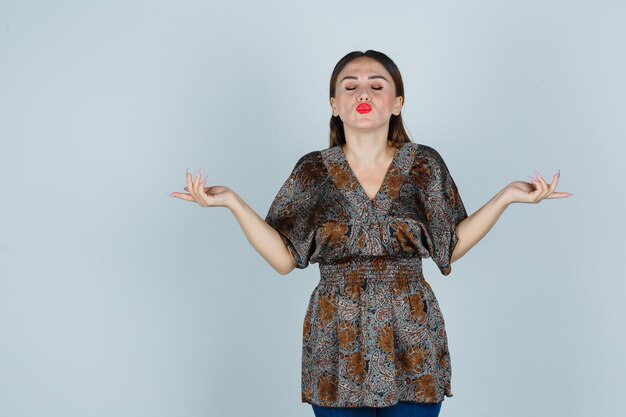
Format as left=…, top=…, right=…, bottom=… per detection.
left=318, top=255, right=425, bottom=284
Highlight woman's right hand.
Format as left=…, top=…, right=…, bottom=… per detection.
left=170, top=170, right=235, bottom=208
left=170, top=169, right=296, bottom=274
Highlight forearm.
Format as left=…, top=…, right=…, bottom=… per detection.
left=228, top=193, right=296, bottom=275
left=451, top=187, right=511, bottom=264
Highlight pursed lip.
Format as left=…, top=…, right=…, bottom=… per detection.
left=356, top=103, right=372, bottom=113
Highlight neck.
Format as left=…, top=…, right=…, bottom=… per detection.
left=341, top=139, right=395, bottom=166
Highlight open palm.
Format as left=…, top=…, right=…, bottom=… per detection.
left=170, top=171, right=234, bottom=207
left=504, top=171, right=572, bottom=204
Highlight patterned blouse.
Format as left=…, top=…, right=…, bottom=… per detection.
left=264, top=141, right=468, bottom=408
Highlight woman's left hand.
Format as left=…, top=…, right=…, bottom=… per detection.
left=502, top=170, right=573, bottom=205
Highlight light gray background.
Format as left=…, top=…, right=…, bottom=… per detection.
left=1, top=1, right=624, bottom=416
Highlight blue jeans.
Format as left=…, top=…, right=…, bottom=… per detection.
left=311, top=401, right=443, bottom=417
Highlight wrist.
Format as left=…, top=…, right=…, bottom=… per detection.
left=227, top=192, right=245, bottom=214
left=495, top=187, right=513, bottom=209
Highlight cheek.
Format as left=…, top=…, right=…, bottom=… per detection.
left=381, top=95, right=396, bottom=108
left=333, top=97, right=349, bottom=111
left=340, top=102, right=353, bottom=113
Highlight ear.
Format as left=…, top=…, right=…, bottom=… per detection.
left=330, top=97, right=337, bottom=116
left=393, top=96, right=404, bottom=115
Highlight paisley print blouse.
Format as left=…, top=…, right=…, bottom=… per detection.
left=264, top=141, right=468, bottom=408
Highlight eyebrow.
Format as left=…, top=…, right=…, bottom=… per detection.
left=340, top=75, right=389, bottom=83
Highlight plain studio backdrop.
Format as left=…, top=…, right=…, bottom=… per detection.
left=1, top=1, right=624, bottom=416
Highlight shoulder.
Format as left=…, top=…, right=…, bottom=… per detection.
left=410, top=143, right=445, bottom=166
left=410, top=143, right=457, bottom=177
left=407, top=143, right=459, bottom=188
left=289, top=150, right=327, bottom=190
left=292, top=150, right=323, bottom=171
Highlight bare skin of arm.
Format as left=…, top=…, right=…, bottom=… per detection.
left=451, top=171, right=573, bottom=265
left=228, top=192, right=297, bottom=275
left=170, top=170, right=297, bottom=275
left=171, top=169, right=572, bottom=275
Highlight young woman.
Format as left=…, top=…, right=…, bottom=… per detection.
left=171, top=50, right=571, bottom=417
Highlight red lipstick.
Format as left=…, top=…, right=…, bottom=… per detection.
left=356, top=103, right=371, bottom=114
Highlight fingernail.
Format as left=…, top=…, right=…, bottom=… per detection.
left=196, top=168, right=201, bottom=177
left=535, top=170, right=542, bottom=178
left=528, top=175, right=535, bottom=182
left=557, top=168, right=560, bottom=177
left=202, top=176, right=207, bottom=182
left=168, top=192, right=174, bottom=197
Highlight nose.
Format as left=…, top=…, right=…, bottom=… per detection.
left=357, top=89, right=371, bottom=101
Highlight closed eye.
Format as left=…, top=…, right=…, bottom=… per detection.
left=346, top=87, right=383, bottom=91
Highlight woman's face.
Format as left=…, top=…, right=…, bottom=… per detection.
left=330, top=57, right=403, bottom=133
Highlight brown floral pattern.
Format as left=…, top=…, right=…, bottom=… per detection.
left=265, top=142, right=468, bottom=407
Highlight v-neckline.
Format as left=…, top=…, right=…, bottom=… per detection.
left=338, top=143, right=401, bottom=203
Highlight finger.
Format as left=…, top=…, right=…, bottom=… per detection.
left=184, top=185, right=209, bottom=192
left=199, top=176, right=208, bottom=193
left=529, top=178, right=542, bottom=202
left=186, top=171, right=194, bottom=199
left=198, top=179, right=209, bottom=206
left=547, top=191, right=574, bottom=199
left=170, top=192, right=197, bottom=202
left=535, top=174, right=548, bottom=201
left=193, top=169, right=202, bottom=197
left=190, top=169, right=201, bottom=202
left=538, top=170, right=561, bottom=201
left=194, top=171, right=208, bottom=206
left=535, top=171, right=548, bottom=199
left=547, top=171, right=559, bottom=192
left=196, top=175, right=210, bottom=206
left=190, top=171, right=202, bottom=203
left=188, top=178, right=199, bottom=203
